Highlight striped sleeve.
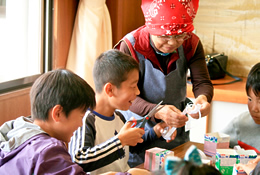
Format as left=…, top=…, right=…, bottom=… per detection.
left=68, top=111, right=125, bottom=172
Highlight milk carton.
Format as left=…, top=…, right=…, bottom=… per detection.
left=144, top=147, right=174, bottom=171
left=232, top=149, right=257, bottom=175
left=215, top=149, right=257, bottom=175
left=236, top=149, right=257, bottom=164
left=215, top=149, right=238, bottom=175
left=204, top=132, right=230, bottom=156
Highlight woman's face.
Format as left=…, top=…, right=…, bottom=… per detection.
left=150, top=33, right=187, bottom=53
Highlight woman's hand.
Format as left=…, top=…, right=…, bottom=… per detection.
left=154, top=104, right=188, bottom=128
left=189, top=95, right=211, bottom=119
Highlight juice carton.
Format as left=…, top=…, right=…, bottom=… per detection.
left=144, top=147, right=174, bottom=171
left=204, top=132, right=230, bottom=156
left=215, top=149, right=238, bottom=175
left=236, top=149, right=257, bottom=164
left=232, top=149, right=257, bottom=175
left=215, top=149, right=257, bottom=175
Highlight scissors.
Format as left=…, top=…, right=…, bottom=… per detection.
left=129, top=100, right=164, bottom=129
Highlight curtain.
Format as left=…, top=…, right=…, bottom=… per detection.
left=66, top=0, right=112, bottom=89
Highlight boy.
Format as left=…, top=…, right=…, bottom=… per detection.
left=222, top=62, right=260, bottom=153
left=69, top=49, right=174, bottom=174
left=0, top=69, right=96, bottom=174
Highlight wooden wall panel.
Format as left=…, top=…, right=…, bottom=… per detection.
left=0, top=88, right=31, bottom=125
left=106, top=0, right=145, bottom=46
left=194, top=0, right=260, bottom=77
left=52, top=0, right=79, bottom=69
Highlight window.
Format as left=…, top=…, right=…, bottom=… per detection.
left=0, top=0, right=52, bottom=93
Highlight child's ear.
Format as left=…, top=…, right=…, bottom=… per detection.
left=104, top=82, right=115, bottom=97
left=51, top=105, right=63, bottom=122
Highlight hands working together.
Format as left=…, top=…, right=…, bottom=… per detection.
left=119, top=117, right=177, bottom=147
left=120, top=94, right=210, bottom=146
left=154, top=95, right=210, bottom=128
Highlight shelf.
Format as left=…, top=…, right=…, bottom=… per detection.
left=187, top=76, right=247, bottom=104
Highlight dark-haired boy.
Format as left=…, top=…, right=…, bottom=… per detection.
left=224, top=63, right=260, bottom=174
left=222, top=62, right=260, bottom=153
left=0, top=69, right=96, bottom=174
left=69, top=49, right=175, bottom=174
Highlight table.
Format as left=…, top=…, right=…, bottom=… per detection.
left=135, top=141, right=204, bottom=169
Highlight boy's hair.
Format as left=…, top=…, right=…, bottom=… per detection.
left=246, top=62, right=260, bottom=97
left=93, top=49, right=139, bottom=93
left=30, top=69, right=96, bottom=121
left=179, top=161, right=221, bottom=175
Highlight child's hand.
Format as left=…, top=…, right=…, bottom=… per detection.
left=99, top=172, right=118, bottom=175
left=127, top=168, right=150, bottom=175
left=165, top=128, right=177, bottom=143
left=153, top=122, right=167, bottom=137
left=251, top=155, right=260, bottom=164
left=235, top=161, right=258, bottom=174
left=153, top=122, right=177, bottom=142
left=118, top=120, right=145, bottom=146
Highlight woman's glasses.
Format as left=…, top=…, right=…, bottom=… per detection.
left=157, top=32, right=190, bottom=42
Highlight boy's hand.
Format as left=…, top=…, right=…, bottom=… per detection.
left=235, top=156, right=260, bottom=174
left=251, top=155, right=260, bottom=164
left=153, top=122, right=177, bottom=142
left=118, top=120, right=145, bottom=146
left=235, top=162, right=258, bottom=175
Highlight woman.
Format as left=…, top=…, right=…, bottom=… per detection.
left=115, top=0, right=213, bottom=167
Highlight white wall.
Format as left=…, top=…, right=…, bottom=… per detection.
left=189, top=99, right=248, bottom=143
left=208, top=101, right=248, bottom=132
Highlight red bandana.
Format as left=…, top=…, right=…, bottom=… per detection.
left=141, top=0, right=199, bottom=36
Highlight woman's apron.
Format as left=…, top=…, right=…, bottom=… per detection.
left=125, top=33, right=190, bottom=167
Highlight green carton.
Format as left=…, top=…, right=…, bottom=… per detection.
left=215, top=149, right=257, bottom=175
left=216, top=149, right=238, bottom=175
